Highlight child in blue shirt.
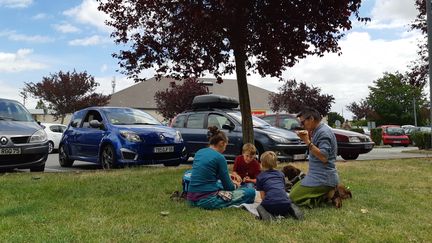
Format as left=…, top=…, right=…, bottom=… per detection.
left=256, top=151, right=303, bottom=220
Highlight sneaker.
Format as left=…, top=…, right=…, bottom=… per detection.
left=287, top=203, right=304, bottom=220
left=256, top=205, right=275, bottom=221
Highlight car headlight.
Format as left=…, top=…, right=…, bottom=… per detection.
left=268, top=134, right=290, bottom=144
left=348, top=136, right=361, bottom=143
left=30, top=129, right=48, bottom=143
left=175, top=131, right=183, bottom=143
left=120, top=130, right=142, bottom=142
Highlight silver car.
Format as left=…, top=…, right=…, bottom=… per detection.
left=0, top=98, right=49, bottom=172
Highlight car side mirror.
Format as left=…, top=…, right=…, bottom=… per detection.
left=71, top=121, right=77, bottom=128
left=222, top=124, right=234, bottom=131
left=89, top=120, right=103, bottom=129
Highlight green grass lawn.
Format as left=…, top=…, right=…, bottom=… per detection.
left=1, top=158, right=431, bottom=242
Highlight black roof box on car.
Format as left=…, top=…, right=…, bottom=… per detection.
left=192, top=94, right=239, bottom=109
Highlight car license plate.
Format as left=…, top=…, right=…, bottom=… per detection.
left=393, top=141, right=401, bottom=143
left=154, top=146, right=174, bottom=153
left=294, top=154, right=307, bottom=160
left=0, top=148, right=21, bottom=155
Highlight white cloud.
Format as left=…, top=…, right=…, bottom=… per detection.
left=0, top=49, right=47, bottom=72
left=0, top=30, right=54, bottom=43
left=68, top=35, right=110, bottom=46
left=64, top=0, right=111, bottom=32
left=53, top=23, right=80, bottom=33
left=32, top=13, right=48, bottom=20
left=367, top=0, right=417, bottom=29
left=0, top=80, right=23, bottom=101
left=0, top=0, right=32, bottom=8
left=245, top=31, right=420, bottom=119
left=100, top=64, right=108, bottom=73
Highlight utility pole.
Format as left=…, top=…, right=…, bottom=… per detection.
left=19, top=90, right=27, bottom=107
left=111, top=76, right=116, bottom=94
left=427, top=0, right=432, bottom=146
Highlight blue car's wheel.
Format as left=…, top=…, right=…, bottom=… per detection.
left=101, top=145, right=117, bottom=169
left=59, top=144, right=74, bottom=167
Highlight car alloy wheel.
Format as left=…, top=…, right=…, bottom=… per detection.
left=48, top=141, right=54, bottom=154
left=101, top=145, right=116, bottom=169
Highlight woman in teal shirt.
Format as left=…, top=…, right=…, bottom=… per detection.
left=187, top=126, right=256, bottom=209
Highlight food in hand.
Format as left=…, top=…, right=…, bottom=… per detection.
left=297, top=130, right=308, bottom=135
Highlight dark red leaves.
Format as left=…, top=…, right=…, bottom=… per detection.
left=268, top=79, right=334, bottom=116
left=154, top=78, right=209, bottom=120
left=24, top=70, right=110, bottom=120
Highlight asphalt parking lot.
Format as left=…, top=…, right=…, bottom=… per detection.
left=38, top=146, right=430, bottom=173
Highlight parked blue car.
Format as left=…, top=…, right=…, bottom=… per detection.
left=59, top=107, right=188, bottom=169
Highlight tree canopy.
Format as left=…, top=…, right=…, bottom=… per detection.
left=366, top=72, right=426, bottom=125
left=25, top=70, right=110, bottom=123
left=327, top=112, right=345, bottom=128
left=268, top=79, right=334, bottom=116
left=154, top=78, right=209, bottom=121
left=407, top=0, right=428, bottom=87
left=98, top=0, right=368, bottom=143
left=346, top=99, right=371, bottom=120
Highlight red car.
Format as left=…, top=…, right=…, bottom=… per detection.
left=260, top=114, right=375, bottom=160
left=379, top=125, right=410, bottom=147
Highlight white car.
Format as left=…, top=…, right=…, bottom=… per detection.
left=41, top=123, right=67, bottom=153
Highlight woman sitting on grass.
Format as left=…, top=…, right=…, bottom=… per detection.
left=187, top=126, right=256, bottom=209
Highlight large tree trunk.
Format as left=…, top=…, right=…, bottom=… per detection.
left=233, top=48, right=254, bottom=144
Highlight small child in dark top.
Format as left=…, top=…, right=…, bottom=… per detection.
left=232, top=143, right=261, bottom=188
left=256, top=151, right=303, bottom=219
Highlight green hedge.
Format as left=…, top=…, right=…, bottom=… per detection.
left=370, top=128, right=382, bottom=145
left=410, top=131, right=432, bottom=149
left=350, top=128, right=364, bottom=134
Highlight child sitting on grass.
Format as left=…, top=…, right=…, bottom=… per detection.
left=232, top=143, right=261, bottom=188
left=256, top=151, right=303, bottom=220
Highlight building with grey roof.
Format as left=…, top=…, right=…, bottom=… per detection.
left=108, top=77, right=274, bottom=121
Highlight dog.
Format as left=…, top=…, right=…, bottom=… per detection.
left=281, top=165, right=305, bottom=192
left=327, top=184, right=353, bottom=208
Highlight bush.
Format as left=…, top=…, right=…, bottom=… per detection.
left=410, top=131, right=432, bottom=149
left=350, top=128, right=364, bottom=134
left=370, top=128, right=382, bottom=145
left=351, top=119, right=367, bottom=127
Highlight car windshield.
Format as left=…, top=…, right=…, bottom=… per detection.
left=104, top=108, right=161, bottom=125
left=227, top=112, right=270, bottom=128
left=0, top=100, right=33, bottom=121
left=386, top=127, right=405, bottom=135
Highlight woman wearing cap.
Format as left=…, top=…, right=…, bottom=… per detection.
left=290, top=107, right=340, bottom=208
left=186, top=126, right=256, bottom=209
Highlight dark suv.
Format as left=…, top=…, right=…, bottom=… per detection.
left=0, top=98, right=48, bottom=171
left=170, top=95, right=307, bottom=161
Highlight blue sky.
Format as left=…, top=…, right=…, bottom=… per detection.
left=0, top=0, right=421, bottom=119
